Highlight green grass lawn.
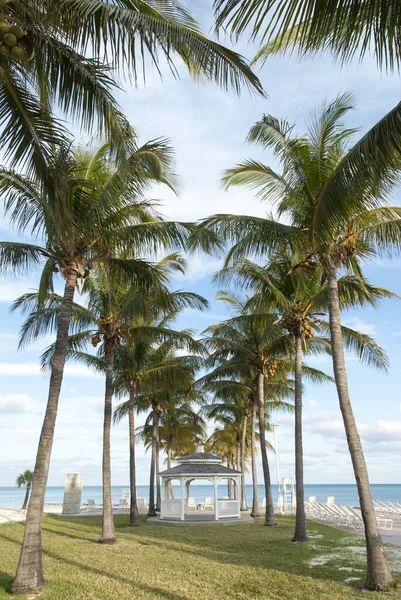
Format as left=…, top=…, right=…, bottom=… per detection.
left=0, top=515, right=400, bottom=599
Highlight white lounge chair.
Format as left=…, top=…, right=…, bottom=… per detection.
left=136, top=497, right=147, bottom=510
left=187, top=497, right=196, bottom=512
left=118, top=498, right=128, bottom=508
left=204, top=497, right=214, bottom=512
left=261, top=497, right=266, bottom=509
left=87, top=499, right=96, bottom=508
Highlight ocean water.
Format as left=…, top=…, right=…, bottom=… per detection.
left=1, top=484, right=400, bottom=509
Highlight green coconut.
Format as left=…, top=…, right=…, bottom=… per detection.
left=3, top=32, right=17, bottom=47
left=11, top=44, right=25, bottom=60
left=0, top=43, right=10, bottom=55
left=0, top=20, right=10, bottom=35
left=9, top=24, right=24, bottom=39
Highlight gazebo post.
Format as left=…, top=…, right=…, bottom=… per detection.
left=213, top=477, right=219, bottom=521
left=180, top=479, right=185, bottom=521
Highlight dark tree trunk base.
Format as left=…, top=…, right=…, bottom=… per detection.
left=292, top=535, right=309, bottom=543
left=129, top=522, right=140, bottom=528
left=98, top=537, right=118, bottom=545
left=250, top=511, right=261, bottom=518
left=263, top=520, right=276, bottom=527
left=10, top=583, right=45, bottom=596
left=147, top=510, right=157, bottom=517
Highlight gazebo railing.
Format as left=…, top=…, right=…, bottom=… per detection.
left=218, top=499, right=240, bottom=518
left=161, top=499, right=181, bottom=518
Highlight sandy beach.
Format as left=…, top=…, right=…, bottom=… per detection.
left=0, top=504, right=151, bottom=525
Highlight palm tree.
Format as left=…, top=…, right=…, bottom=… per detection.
left=203, top=394, right=250, bottom=509
left=0, top=0, right=264, bottom=178
left=199, top=94, right=401, bottom=589
left=223, top=255, right=391, bottom=540
left=201, top=293, right=322, bottom=525
left=28, top=264, right=207, bottom=535
left=139, top=399, right=206, bottom=500
left=16, top=470, right=34, bottom=510
left=114, top=323, right=206, bottom=517
left=3, top=139, right=200, bottom=594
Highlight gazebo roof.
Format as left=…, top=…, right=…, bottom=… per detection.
left=176, top=452, right=221, bottom=463
left=159, top=444, right=241, bottom=477
left=159, top=463, right=241, bottom=476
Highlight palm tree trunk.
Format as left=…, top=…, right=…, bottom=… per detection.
left=99, top=342, right=117, bottom=544
left=250, top=397, right=260, bottom=517
left=258, top=371, right=275, bottom=527
left=240, top=414, right=248, bottom=511
left=11, top=272, right=77, bottom=594
left=292, top=335, right=308, bottom=542
left=147, top=405, right=158, bottom=516
left=21, top=484, right=31, bottom=511
left=228, top=474, right=233, bottom=499
left=327, top=266, right=391, bottom=590
left=155, top=409, right=161, bottom=511
left=236, top=442, right=241, bottom=471
left=167, top=447, right=174, bottom=500
left=128, top=387, right=139, bottom=527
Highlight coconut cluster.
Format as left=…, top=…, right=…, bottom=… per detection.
left=266, top=359, right=278, bottom=377
left=281, top=315, right=314, bottom=339
left=301, top=256, right=316, bottom=272
left=0, top=2, right=27, bottom=61
left=91, top=316, right=131, bottom=347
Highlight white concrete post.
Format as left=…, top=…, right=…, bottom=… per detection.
left=237, top=477, right=241, bottom=517
left=214, top=477, right=219, bottom=521
left=180, top=479, right=185, bottom=521
left=62, top=473, right=83, bottom=515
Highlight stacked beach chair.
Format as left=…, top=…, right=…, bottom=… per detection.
left=304, top=496, right=393, bottom=530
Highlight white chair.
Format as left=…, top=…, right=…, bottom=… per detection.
left=326, top=496, right=335, bottom=506
left=87, top=499, right=96, bottom=508
left=204, top=497, right=214, bottom=512
left=187, top=497, right=196, bottom=512
left=261, top=497, right=266, bottom=509
left=118, top=498, right=128, bottom=508
left=136, top=497, right=146, bottom=510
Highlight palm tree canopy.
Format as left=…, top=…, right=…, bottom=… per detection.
left=0, top=0, right=264, bottom=178
left=218, top=255, right=391, bottom=372
left=200, top=93, right=401, bottom=259
left=213, top=0, right=401, bottom=73
left=0, top=139, right=206, bottom=308
left=139, top=400, right=206, bottom=457
left=16, top=470, right=34, bottom=488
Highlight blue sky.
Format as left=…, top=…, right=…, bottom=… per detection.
left=1, top=0, right=401, bottom=488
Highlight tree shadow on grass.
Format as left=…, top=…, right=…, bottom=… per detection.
left=0, top=570, right=13, bottom=594
left=108, top=515, right=369, bottom=587
left=0, top=531, right=188, bottom=600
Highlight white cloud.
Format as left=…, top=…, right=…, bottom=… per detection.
left=0, top=394, right=40, bottom=414
left=173, top=255, right=223, bottom=284
left=0, top=280, right=37, bottom=303
left=343, top=318, right=378, bottom=336
left=0, top=363, right=101, bottom=377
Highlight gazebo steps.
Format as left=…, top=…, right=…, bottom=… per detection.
left=147, top=515, right=254, bottom=526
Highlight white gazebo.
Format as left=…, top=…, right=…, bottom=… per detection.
left=150, top=445, right=252, bottom=525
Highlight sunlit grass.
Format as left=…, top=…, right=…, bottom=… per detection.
left=0, top=515, right=400, bottom=599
